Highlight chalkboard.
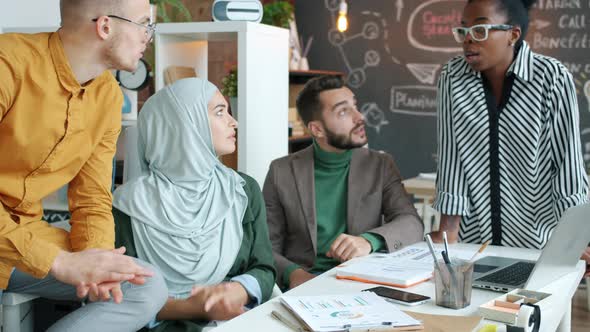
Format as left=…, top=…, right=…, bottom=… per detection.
left=295, top=0, right=590, bottom=178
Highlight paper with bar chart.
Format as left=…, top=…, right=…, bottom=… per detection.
left=280, top=292, right=421, bottom=331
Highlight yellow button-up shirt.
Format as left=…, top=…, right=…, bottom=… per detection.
left=0, top=32, right=122, bottom=288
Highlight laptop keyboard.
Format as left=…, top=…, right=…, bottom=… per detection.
left=477, top=261, right=535, bottom=286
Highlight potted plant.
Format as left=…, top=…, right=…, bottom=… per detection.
left=261, top=1, right=294, bottom=28
left=149, top=0, right=192, bottom=23
left=261, top=1, right=304, bottom=70
left=221, top=69, right=238, bottom=119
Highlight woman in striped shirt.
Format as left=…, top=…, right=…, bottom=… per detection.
left=431, top=0, right=589, bottom=251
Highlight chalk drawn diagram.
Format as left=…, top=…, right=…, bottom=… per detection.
left=325, top=0, right=400, bottom=88
left=406, top=63, right=441, bottom=85
left=390, top=85, right=438, bottom=117
left=573, top=73, right=590, bottom=113
left=584, top=79, right=590, bottom=113
left=407, top=0, right=464, bottom=53
left=323, top=0, right=464, bottom=123
left=361, top=103, right=389, bottom=133
left=581, top=128, right=590, bottom=166
left=530, top=19, right=551, bottom=30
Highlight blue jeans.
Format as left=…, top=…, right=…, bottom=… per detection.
left=3, top=259, right=168, bottom=332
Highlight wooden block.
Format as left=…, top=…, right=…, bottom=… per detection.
left=164, top=66, right=197, bottom=86
left=288, top=107, right=300, bottom=122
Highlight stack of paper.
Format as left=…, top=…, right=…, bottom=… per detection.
left=280, top=292, right=422, bottom=332
left=336, top=245, right=478, bottom=287
left=417, top=173, right=436, bottom=180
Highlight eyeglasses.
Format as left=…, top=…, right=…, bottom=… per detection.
left=452, top=24, right=513, bottom=43
left=92, top=15, right=156, bottom=42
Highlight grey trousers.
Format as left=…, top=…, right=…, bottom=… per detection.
left=4, top=259, right=168, bottom=332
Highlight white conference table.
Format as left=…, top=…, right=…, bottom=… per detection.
left=212, top=242, right=585, bottom=332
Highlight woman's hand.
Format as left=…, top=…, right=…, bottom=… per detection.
left=189, top=282, right=248, bottom=321
left=289, top=269, right=316, bottom=289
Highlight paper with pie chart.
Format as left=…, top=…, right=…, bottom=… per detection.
left=280, top=292, right=421, bottom=331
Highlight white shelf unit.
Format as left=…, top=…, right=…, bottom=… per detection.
left=155, top=22, right=289, bottom=186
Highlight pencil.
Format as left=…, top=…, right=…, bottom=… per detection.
left=469, top=240, right=490, bottom=262
left=271, top=310, right=305, bottom=332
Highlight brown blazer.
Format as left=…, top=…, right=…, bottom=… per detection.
left=263, top=146, right=423, bottom=286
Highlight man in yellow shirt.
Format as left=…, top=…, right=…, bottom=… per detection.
left=0, top=0, right=167, bottom=330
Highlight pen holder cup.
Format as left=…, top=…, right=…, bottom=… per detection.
left=434, top=258, right=474, bottom=309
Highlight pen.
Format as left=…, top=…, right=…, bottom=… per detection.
left=343, top=322, right=391, bottom=329
left=442, top=232, right=451, bottom=264
left=271, top=310, right=305, bottom=332
left=343, top=322, right=392, bottom=328
left=441, top=250, right=451, bottom=265
left=344, top=322, right=423, bottom=332
left=441, top=250, right=459, bottom=304
left=424, top=234, right=443, bottom=271
left=347, top=324, right=424, bottom=332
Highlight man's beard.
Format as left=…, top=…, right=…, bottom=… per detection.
left=324, top=122, right=367, bottom=150
left=106, top=34, right=136, bottom=72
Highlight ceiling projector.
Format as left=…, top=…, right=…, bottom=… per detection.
left=212, top=0, right=263, bottom=23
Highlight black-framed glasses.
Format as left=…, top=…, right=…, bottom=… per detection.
left=452, top=24, right=513, bottom=43
left=92, top=15, right=156, bottom=42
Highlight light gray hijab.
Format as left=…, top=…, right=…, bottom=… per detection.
left=113, top=78, right=247, bottom=298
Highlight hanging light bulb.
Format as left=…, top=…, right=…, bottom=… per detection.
left=337, top=0, right=348, bottom=32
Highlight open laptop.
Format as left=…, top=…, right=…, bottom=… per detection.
left=472, top=203, right=590, bottom=292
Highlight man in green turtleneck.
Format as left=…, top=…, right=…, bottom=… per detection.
left=263, top=75, right=424, bottom=290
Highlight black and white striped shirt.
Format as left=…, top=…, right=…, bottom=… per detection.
left=433, top=41, right=588, bottom=249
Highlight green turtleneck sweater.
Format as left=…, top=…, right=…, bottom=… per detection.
left=283, top=141, right=386, bottom=286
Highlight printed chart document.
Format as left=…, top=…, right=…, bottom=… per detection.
left=336, top=245, right=478, bottom=287
left=280, top=292, right=422, bottom=332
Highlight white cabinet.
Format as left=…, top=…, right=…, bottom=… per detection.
left=154, top=22, right=289, bottom=186
left=0, top=0, right=60, bottom=31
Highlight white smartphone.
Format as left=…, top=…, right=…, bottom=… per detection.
left=363, top=286, right=430, bottom=306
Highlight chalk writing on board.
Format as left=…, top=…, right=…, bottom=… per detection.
left=535, top=0, right=585, bottom=10
left=531, top=1, right=590, bottom=49
left=563, top=62, right=590, bottom=74
left=406, top=63, right=441, bottom=85
left=361, top=103, right=389, bottom=133
left=581, top=128, right=590, bottom=168
left=572, top=72, right=589, bottom=96
left=396, top=0, right=404, bottom=22
left=407, top=0, right=463, bottom=53
left=390, top=86, right=438, bottom=117
left=583, top=80, right=590, bottom=113
left=532, top=32, right=590, bottom=49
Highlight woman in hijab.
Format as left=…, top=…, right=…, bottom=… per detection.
left=112, top=77, right=276, bottom=331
